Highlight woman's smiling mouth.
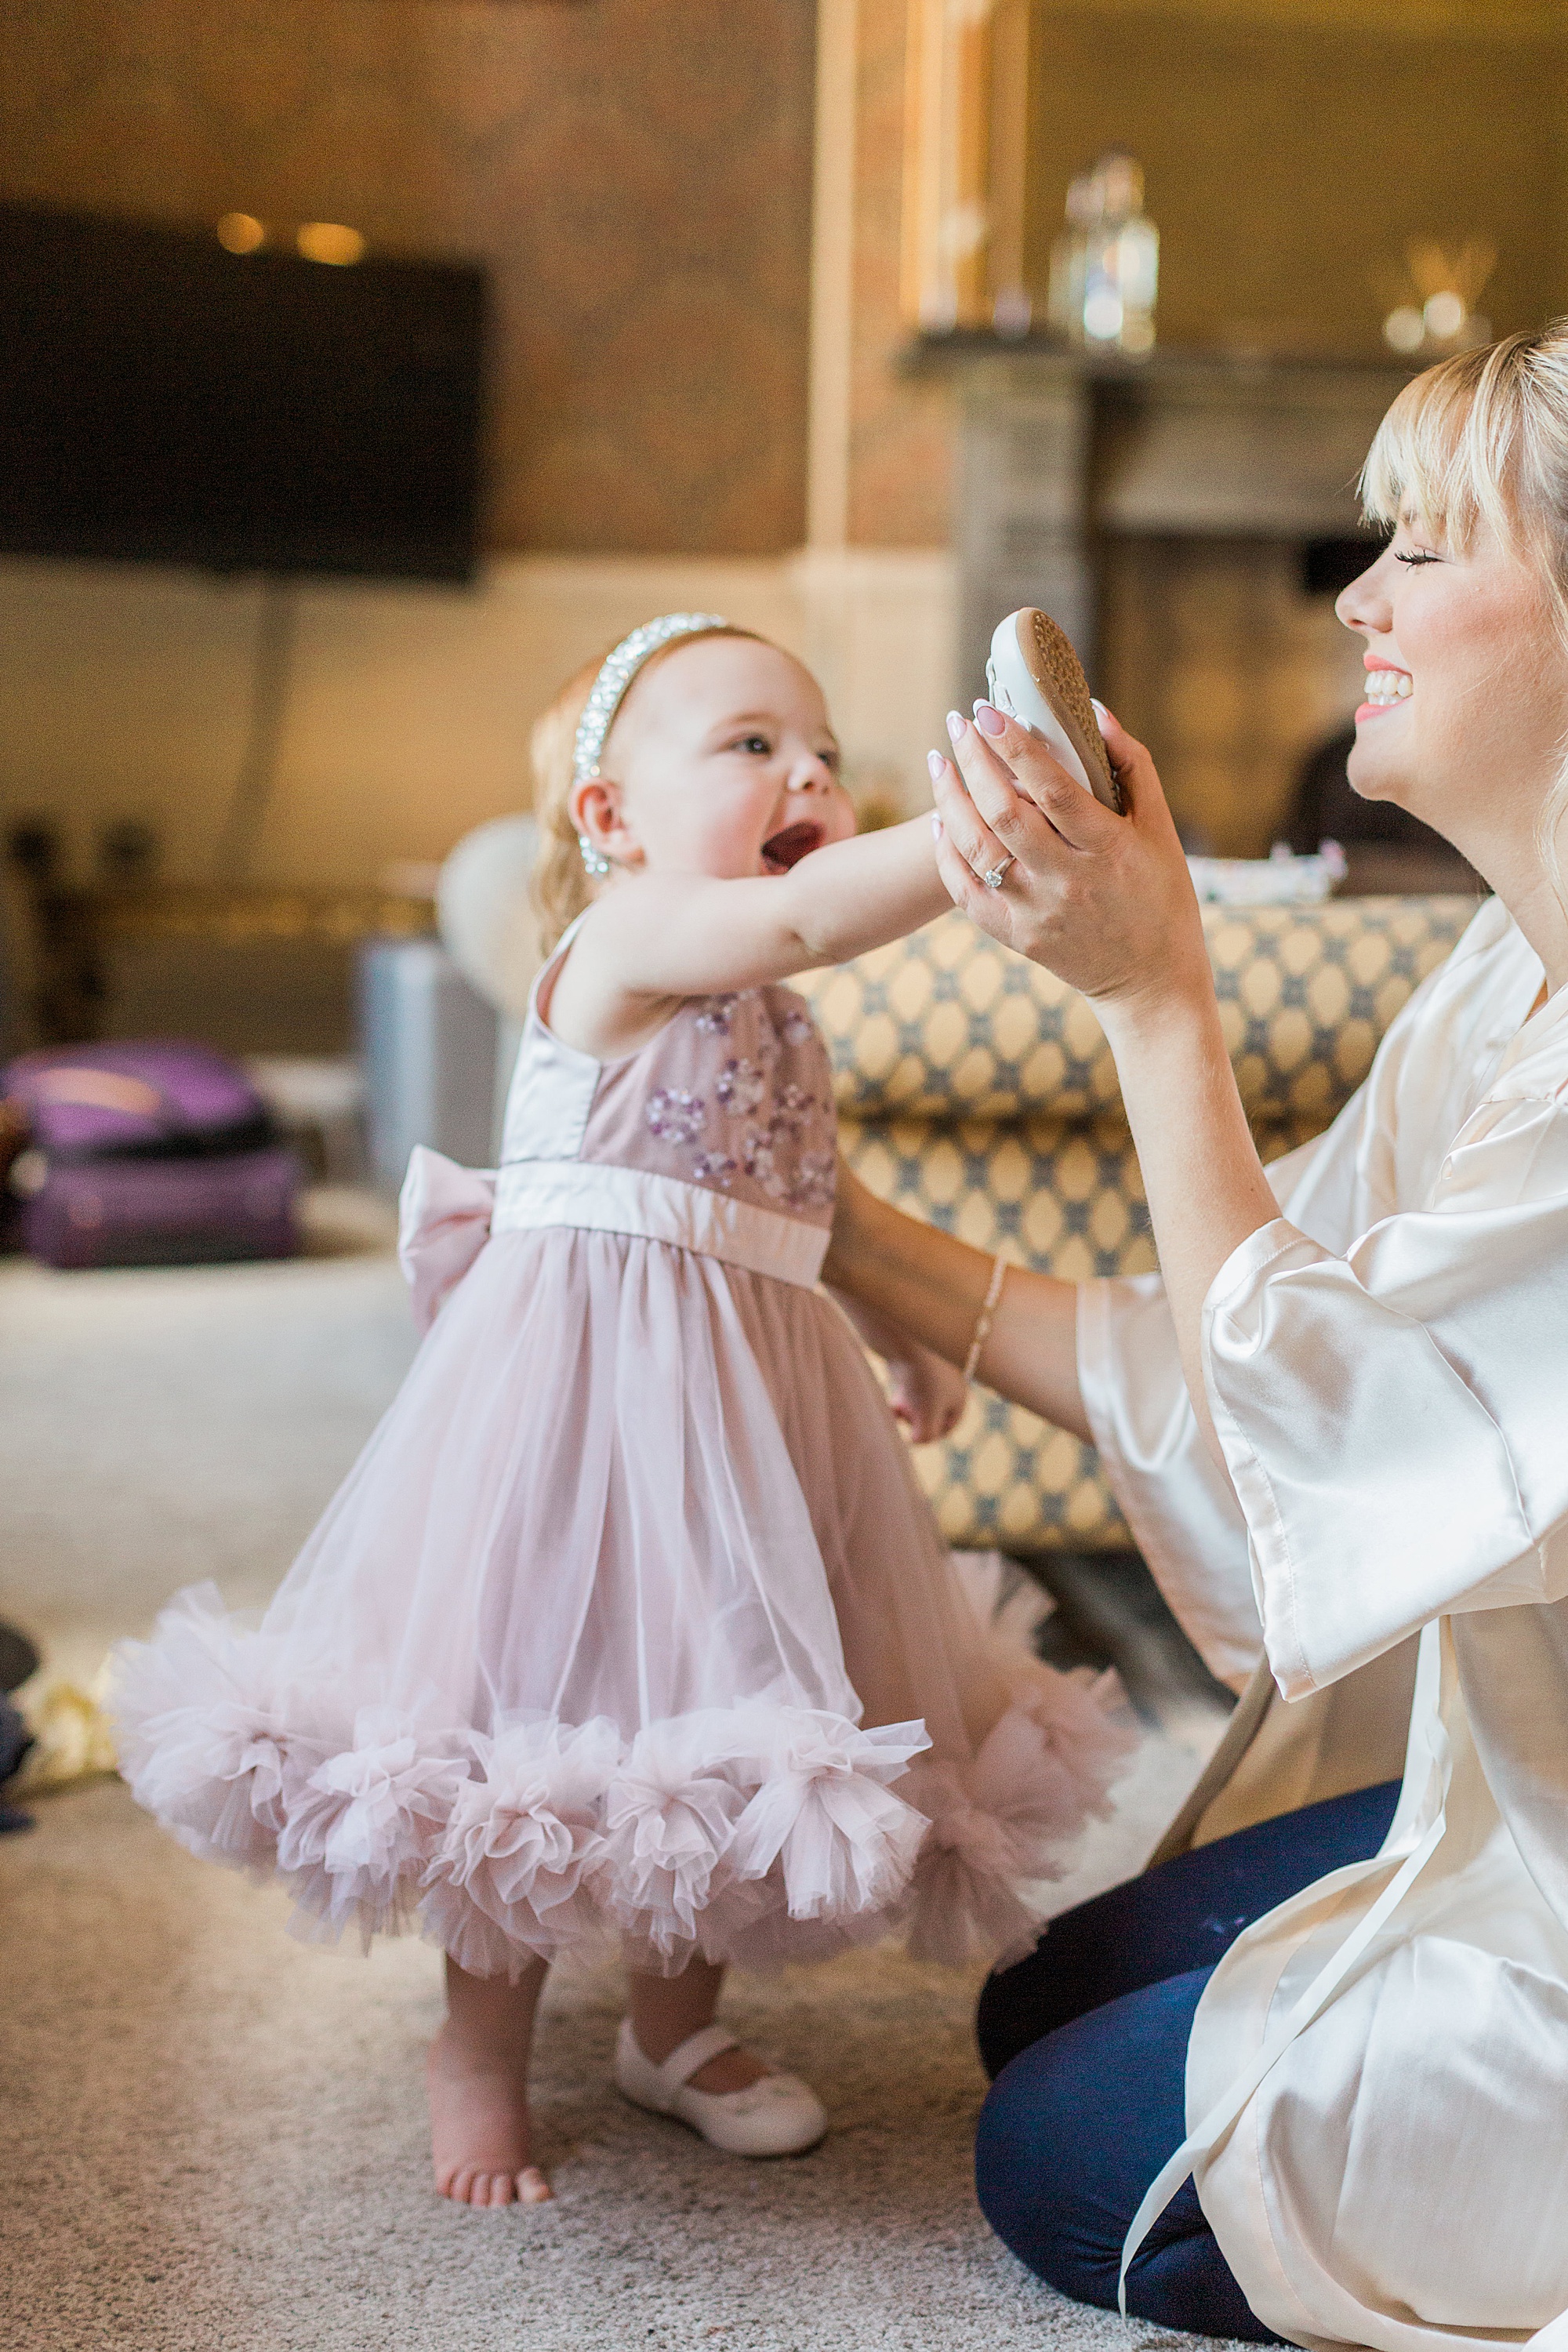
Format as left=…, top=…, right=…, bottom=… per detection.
left=1358, top=661, right=1412, bottom=720
left=762, top=820, right=824, bottom=873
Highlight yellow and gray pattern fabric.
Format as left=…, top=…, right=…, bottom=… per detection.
left=796, top=897, right=1479, bottom=1552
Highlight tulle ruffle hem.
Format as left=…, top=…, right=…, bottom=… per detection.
left=109, top=1584, right=1128, bottom=1977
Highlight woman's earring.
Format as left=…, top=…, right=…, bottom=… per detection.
left=577, top=833, right=612, bottom=878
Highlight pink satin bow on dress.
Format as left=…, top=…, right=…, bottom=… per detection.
left=397, top=1145, right=497, bottom=1335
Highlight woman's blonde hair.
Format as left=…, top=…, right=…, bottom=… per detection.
left=1360, top=323, right=1568, bottom=896
left=528, top=624, right=762, bottom=952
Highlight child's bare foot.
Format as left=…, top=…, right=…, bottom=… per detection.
left=430, top=1953, right=553, bottom=2207
left=426, top=2022, right=553, bottom=2206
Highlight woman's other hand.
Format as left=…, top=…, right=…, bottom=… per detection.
left=928, top=703, right=1208, bottom=1026
left=825, top=1252, right=971, bottom=1441
left=884, top=1343, right=968, bottom=1445
left=824, top=1159, right=1092, bottom=1444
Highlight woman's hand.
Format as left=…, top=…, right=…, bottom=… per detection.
left=826, top=1159, right=1092, bottom=1443
left=928, top=702, right=1209, bottom=1027
left=930, top=699, right=1281, bottom=1474
left=884, top=1342, right=969, bottom=1444
left=826, top=1238, right=974, bottom=1438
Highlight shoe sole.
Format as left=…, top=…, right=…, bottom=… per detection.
left=988, top=609, right=1123, bottom=814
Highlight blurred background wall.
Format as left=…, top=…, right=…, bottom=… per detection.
left=2, top=0, right=816, bottom=554
left=1, top=0, right=1564, bottom=893
left=0, top=0, right=838, bottom=889
left=1023, top=3, right=1567, bottom=365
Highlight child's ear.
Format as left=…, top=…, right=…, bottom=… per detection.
left=568, top=775, right=644, bottom=871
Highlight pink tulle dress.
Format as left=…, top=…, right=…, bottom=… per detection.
left=112, top=920, right=1129, bottom=1979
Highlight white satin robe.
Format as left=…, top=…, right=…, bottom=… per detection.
left=1076, top=895, right=1568, bottom=2351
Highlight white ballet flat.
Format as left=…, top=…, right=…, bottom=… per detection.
left=613, top=2020, right=827, bottom=2158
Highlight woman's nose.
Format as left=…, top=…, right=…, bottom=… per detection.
left=1336, top=554, right=1392, bottom=635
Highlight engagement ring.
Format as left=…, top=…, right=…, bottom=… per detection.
left=982, top=855, right=1015, bottom=890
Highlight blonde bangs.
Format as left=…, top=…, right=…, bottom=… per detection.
left=1361, top=326, right=1568, bottom=587
left=1360, top=341, right=1523, bottom=551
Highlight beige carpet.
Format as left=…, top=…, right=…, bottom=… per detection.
left=0, top=1193, right=1223, bottom=2352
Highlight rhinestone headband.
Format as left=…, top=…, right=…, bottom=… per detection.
left=572, top=612, right=730, bottom=784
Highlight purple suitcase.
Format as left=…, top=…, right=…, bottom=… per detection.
left=2, top=1041, right=303, bottom=1269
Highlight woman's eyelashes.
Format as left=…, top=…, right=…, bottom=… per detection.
left=1394, top=550, right=1443, bottom=568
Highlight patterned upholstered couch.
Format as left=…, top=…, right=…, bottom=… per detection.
left=795, top=895, right=1479, bottom=1555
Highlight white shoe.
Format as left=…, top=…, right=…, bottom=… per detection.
left=614, top=2020, right=827, bottom=2158
left=985, top=607, right=1123, bottom=812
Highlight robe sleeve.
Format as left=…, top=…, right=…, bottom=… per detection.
left=1077, top=1132, right=1334, bottom=1693
left=1203, top=1091, right=1568, bottom=1698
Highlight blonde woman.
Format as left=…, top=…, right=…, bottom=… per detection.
left=826, top=327, right=1568, bottom=2346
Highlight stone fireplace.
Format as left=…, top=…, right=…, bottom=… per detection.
left=928, top=346, right=1416, bottom=858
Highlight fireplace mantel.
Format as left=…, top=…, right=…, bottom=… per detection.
left=913, top=339, right=1414, bottom=691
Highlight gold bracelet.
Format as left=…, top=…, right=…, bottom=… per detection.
left=963, top=1254, right=1010, bottom=1383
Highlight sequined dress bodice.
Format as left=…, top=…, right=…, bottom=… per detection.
left=491, top=931, right=837, bottom=1287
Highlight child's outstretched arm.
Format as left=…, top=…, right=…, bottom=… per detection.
left=579, top=815, right=948, bottom=1004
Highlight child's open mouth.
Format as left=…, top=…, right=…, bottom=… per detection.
left=762, top=821, right=823, bottom=874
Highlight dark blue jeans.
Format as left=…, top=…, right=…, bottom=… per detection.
left=975, top=1777, right=1403, bottom=2340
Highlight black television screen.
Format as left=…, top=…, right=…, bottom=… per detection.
left=0, top=204, right=488, bottom=582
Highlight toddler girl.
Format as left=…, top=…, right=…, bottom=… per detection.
left=113, top=616, right=1128, bottom=2209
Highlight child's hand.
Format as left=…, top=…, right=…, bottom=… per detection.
left=884, top=1343, right=968, bottom=1444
